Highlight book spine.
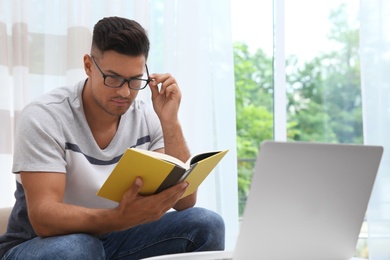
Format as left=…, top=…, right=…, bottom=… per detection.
left=178, top=163, right=197, bottom=183
left=154, top=166, right=186, bottom=194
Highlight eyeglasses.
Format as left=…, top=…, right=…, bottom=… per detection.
left=91, top=55, right=151, bottom=90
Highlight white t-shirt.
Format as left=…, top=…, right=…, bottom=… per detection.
left=12, top=79, right=164, bottom=208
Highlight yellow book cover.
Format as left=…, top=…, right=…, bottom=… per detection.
left=97, top=148, right=229, bottom=202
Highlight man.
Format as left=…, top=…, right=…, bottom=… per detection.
left=0, top=17, right=225, bottom=259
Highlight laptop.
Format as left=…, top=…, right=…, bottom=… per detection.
left=142, top=141, right=383, bottom=260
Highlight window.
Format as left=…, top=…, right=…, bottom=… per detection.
left=232, top=0, right=366, bottom=257
left=231, top=0, right=274, bottom=216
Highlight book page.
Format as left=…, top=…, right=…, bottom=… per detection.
left=132, top=148, right=186, bottom=168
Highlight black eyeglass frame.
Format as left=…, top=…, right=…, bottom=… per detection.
left=91, top=55, right=151, bottom=90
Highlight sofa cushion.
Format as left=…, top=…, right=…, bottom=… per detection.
left=0, top=208, right=12, bottom=234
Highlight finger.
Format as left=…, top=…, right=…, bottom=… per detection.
left=150, top=74, right=176, bottom=94
left=164, top=83, right=181, bottom=99
left=160, top=80, right=178, bottom=95
left=148, top=79, right=160, bottom=99
left=148, top=76, right=171, bottom=96
left=149, top=73, right=172, bottom=84
left=122, top=177, right=143, bottom=200
left=156, top=182, right=188, bottom=205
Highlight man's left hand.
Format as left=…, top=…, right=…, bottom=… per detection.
left=148, top=73, right=181, bottom=124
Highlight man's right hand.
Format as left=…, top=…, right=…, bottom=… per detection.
left=115, top=177, right=189, bottom=230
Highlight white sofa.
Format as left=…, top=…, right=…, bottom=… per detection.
left=0, top=207, right=12, bottom=234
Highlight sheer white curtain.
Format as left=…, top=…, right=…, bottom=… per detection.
left=360, top=0, right=390, bottom=258
left=0, top=0, right=238, bottom=249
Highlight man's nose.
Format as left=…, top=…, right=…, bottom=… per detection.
left=116, top=82, right=131, bottom=97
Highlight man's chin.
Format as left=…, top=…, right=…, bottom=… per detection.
left=104, top=106, right=130, bottom=117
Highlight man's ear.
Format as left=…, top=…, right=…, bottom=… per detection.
left=83, top=54, right=93, bottom=76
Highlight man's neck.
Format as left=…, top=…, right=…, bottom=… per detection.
left=82, top=80, right=120, bottom=149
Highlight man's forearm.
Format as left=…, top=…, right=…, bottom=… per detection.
left=28, top=201, right=123, bottom=237
left=161, top=121, right=190, bottom=163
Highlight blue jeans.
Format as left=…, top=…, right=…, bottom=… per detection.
left=2, top=207, right=225, bottom=260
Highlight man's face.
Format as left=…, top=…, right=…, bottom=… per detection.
left=86, top=50, right=147, bottom=117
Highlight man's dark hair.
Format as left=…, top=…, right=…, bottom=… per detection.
left=92, top=17, right=149, bottom=59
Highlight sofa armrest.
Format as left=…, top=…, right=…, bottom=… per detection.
left=0, top=207, right=12, bottom=234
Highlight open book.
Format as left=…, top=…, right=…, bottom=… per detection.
left=97, top=148, right=229, bottom=202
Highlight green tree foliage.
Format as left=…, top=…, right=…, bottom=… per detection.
left=234, top=3, right=362, bottom=215
left=234, top=43, right=274, bottom=214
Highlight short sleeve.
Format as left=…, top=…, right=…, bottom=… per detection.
left=12, top=102, right=67, bottom=173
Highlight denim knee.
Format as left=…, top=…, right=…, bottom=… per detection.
left=183, top=207, right=225, bottom=251
left=43, top=233, right=105, bottom=259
